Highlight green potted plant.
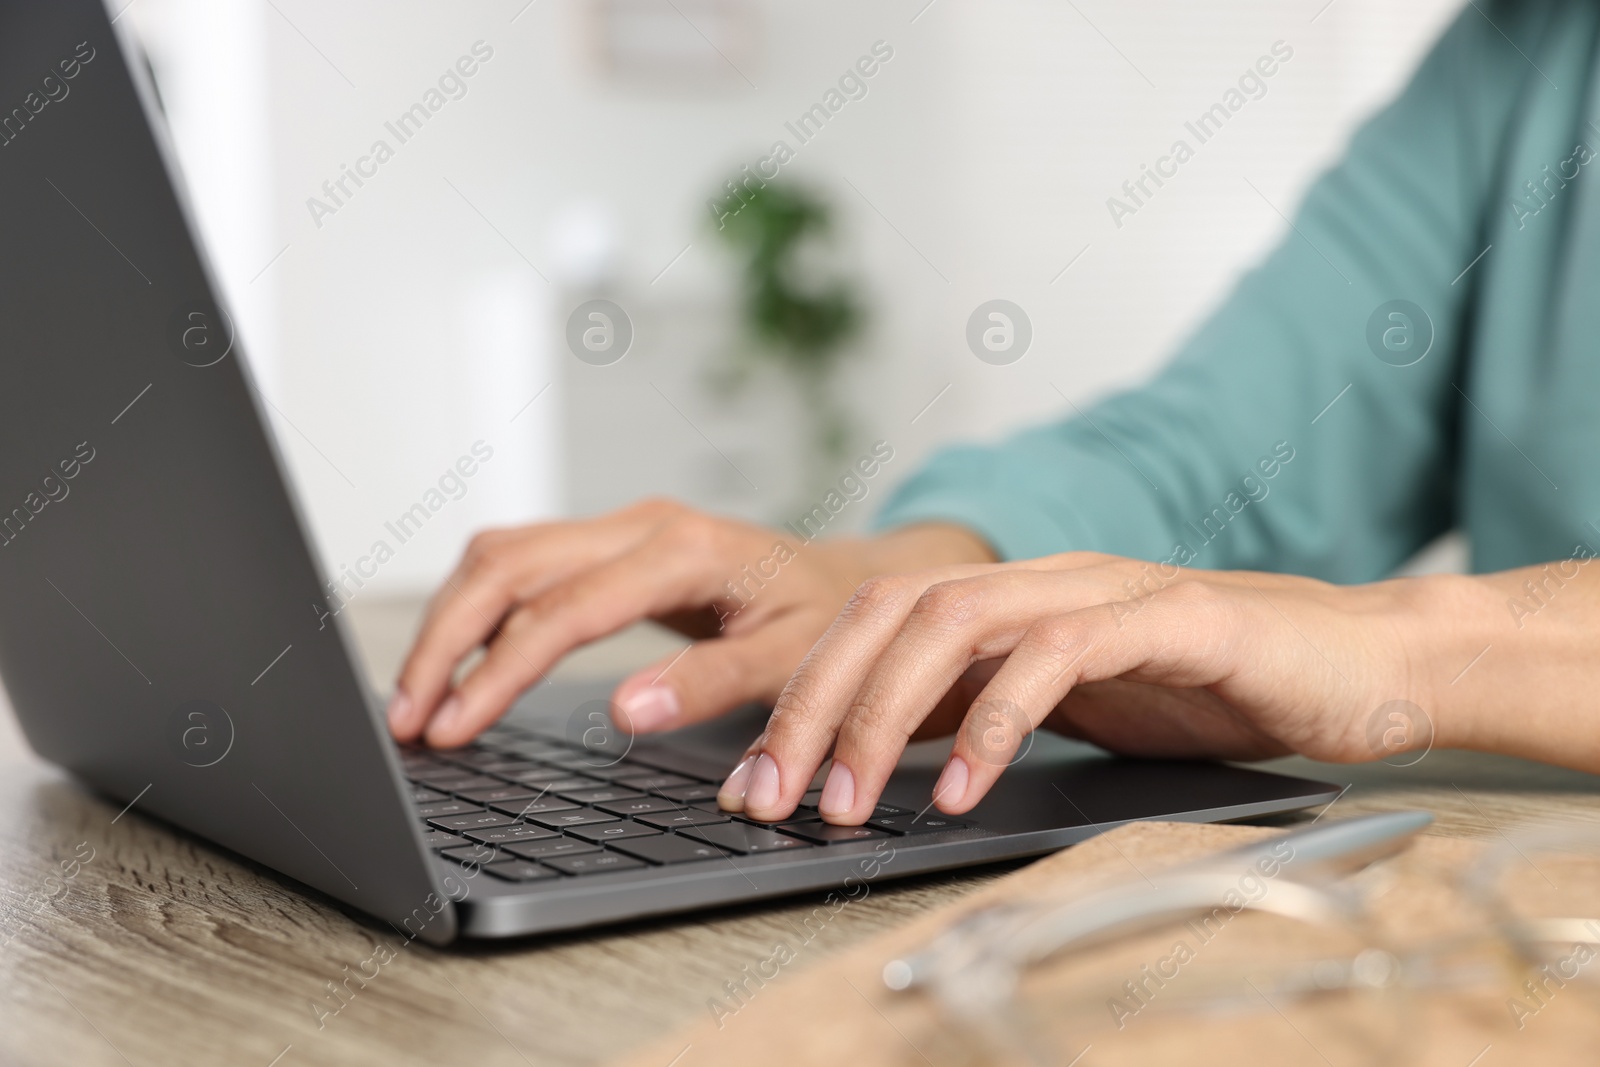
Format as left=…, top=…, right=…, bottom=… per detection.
left=710, top=178, right=865, bottom=503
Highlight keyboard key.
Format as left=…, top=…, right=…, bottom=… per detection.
left=531, top=777, right=603, bottom=793
left=504, top=838, right=601, bottom=860
left=441, top=844, right=499, bottom=866
left=493, top=780, right=568, bottom=801
left=488, top=798, right=578, bottom=819
left=595, top=796, right=684, bottom=817
left=543, top=852, right=648, bottom=876
left=417, top=799, right=482, bottom=819
left=774, top=821, right=893, bottom=845
left=567, top=762, right=657, bottom=782
left=465, top=824, right=559, bottom=846
left=541, top=752, right=616, bottom=770
left=689, top=800, right=732, bottom=814
left=498, top=766, right=578, bottom=784
left=400, top=754, right=451, bottom=775
left=867, top=814, right=970, bottom=835
left=496, top=743, right=570, bottom=761
left=566, top=822, right=663, bottom=843
left=528, top=809, right=620, bottom=830
left=637, top=809, right=732, bottom=831
left=428, top=811, right=517, bottom=833
left=412, top=771, right=505, bottom=791
left=440, top=749, right=530, bottom=771
left=434, top=748, right=503, bottom=767
left=613, top=749, right=720, bottom=778
left=483, top=860, right=562, bottom=883
left=619, top=773, right=698, bottom=792
left=654, top=783, right=721, bottom=802
left=610, top=834, right=731, bottom=866
left=464, top=758, right=540, bottom=775
left=681, top=823, right=812, bottom=855
left=409, top=785, right=449, bottom=804
left=456, top=785, right=547, bottom=805
left=557, top=787, right=647, bottom=805
left=421, top=830, right=465, bottom=849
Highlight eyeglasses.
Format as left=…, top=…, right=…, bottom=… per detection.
left=883, top=822, right=1600, bottom=1066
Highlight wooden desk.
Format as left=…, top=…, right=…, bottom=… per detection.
left=2, top=597, right=1598, bottom=1067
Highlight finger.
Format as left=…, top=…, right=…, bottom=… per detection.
left=726, top=556, right=1136, bottom=819
left=420, top=527, right=747, bottom=746
left=813, top=569, right=1130, bottom=824
left=611, top=612, right=826, bottom=734
left=939, top=583, right=1243, bottom=813
left=717, top=554, right=1132, bottom=815
left=717, top=570, right=964, bottom=817
left=392, top=503, right=680, bottom=740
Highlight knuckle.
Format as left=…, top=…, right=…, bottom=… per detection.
left=769, top=676, right=848, bottom=754
left=492, top=605, right=540, bottom=643
left=841, top=576, right=913, bottom=625
left=656, top=512, right=720, bottom=555
left=1142, top=579, right=1241, bottom=653
left=462, top=528, right=505, bottom=566
left=461, top=528, right=526, bottom=583
left=908, top=580, right=983, bottom=631
left=524, top=580, right=589, bottom=633
left=630, top=496, right=686, bottom=522
left=772, top=661, right=827, bottom=727
left=1021, top=616, right=1089, bottom=666
left=1165, top=577, right=1229, bottom=614
left=842, top=685, right=909, bottom=742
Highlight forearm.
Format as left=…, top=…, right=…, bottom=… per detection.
left=1410, top=559, right=1600, bottom=771
left=877, top=5, right=1538, bottom=578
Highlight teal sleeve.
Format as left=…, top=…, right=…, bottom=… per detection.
left=874, top=2, right=1553, bottom=581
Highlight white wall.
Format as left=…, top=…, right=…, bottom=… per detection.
left=130, top=0, right=1465, bottom=596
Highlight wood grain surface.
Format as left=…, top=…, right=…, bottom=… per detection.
left=618, top=823, right=1600, bottom=1067
left=0, top=597, right=1597, bottom=1067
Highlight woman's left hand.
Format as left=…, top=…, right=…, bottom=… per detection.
left=717, top=551, right=1479, bottom=825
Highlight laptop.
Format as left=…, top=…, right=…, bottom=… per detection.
left=0, top=0, right=1339, bottom=944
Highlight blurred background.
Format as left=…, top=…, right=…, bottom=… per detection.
left=121, top=0, right=1464, bottom=623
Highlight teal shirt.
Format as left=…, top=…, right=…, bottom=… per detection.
left=876, top=0, right=1600, bottom=580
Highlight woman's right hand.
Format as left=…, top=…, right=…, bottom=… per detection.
left=385, top=497, right=995, bottom=748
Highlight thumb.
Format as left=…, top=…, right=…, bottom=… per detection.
left=612, top=620, right=812, bottom=734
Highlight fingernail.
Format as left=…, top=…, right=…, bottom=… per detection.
left=719, top=754, right=757, bottom=810
left=818, top=761, right=855, bottom=818
left=744, top=753, right=780, bottom=813
left=386, top=689, right=413, bottom=731
left=428, top=695, right=465, bottom=741
left=618, top=686, right=679, bottom=733
left=935, top=755, right=969, bottom=809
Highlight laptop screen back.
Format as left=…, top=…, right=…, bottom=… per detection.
left=0, top=0, right=454, bottom=942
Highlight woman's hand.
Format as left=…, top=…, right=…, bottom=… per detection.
left=718, top=552, right=1487, bottom=825
left=387, top=498, right=995, bottom=747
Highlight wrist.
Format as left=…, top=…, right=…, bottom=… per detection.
left=1391, top=571, right=1518, bottom=755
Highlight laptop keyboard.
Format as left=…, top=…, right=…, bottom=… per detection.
left=400, top=724, right=971, bottom=884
